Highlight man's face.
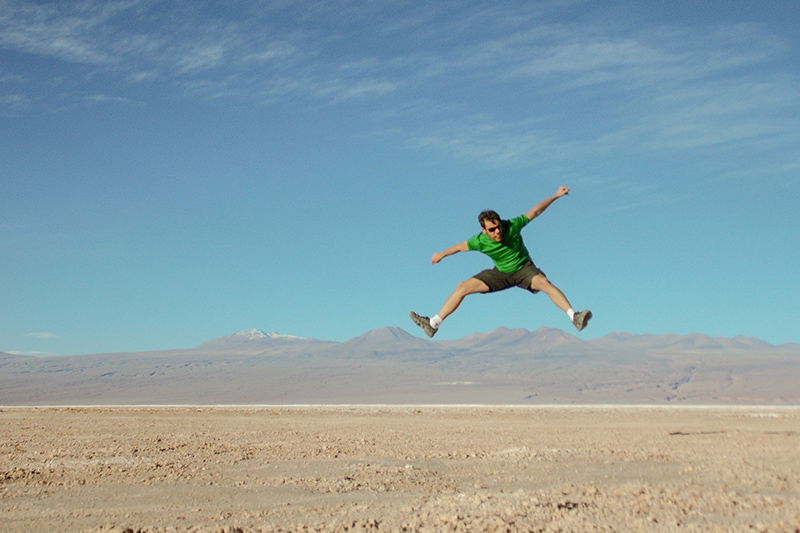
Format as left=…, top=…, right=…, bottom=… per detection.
left=482, top=220, right=503, bottom=242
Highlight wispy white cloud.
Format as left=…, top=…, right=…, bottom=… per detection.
left=396, top=18, right=799, bottom=174
left=0, top=0, right=399, bottom=105
left=0, top=68, right=24, bottom=84
left=316, top=78, right=399, bottom=100
left=405, top=116, right=566, bottom=168
left=643, top=80, right=800, bottom=151
left=0, top=0, right=129, bottom=65
left=176, top=44, right=225, bottom=74
left=0, top=93, right=29, bottom=115
left=0, top=65, right=28, bottom=114
left=243, top=41, right=301, bottom=65
left=1, top=0, right=797, bottom=181
left=24, top=332, right=58, bottom=339
left=83, top=93, right=134, bottom=105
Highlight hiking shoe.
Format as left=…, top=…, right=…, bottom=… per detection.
left=572, top=310, right=592, bottom=332
left=410, top=311, right=437, bottom=338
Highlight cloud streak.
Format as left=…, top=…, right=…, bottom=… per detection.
left=1, top=0, right=797, bottom=179
left=24, top=332, right=57, bottom=339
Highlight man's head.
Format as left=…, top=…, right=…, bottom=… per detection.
left=478, top=210, right=503, bottom=242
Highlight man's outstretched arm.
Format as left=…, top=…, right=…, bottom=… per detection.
left=431, top=241, right=469, bottom=265
left=525, top=185, right=570, bottom=221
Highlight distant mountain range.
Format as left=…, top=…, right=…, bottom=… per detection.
left=1, top=328, right=799, bottom=405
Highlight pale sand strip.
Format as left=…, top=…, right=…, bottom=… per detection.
left=2, top=406, right=799, bottom=532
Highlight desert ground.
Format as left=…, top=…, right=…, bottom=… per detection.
left=1, top=406, right=798, bottom=532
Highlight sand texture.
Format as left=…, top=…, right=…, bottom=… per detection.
left=1, top=406, right=799, bottom=532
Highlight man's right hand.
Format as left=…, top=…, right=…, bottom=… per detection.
left=431, top=241, right=469, bottom=265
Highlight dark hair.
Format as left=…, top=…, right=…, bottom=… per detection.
left=478, top=210, right=500, bottom=228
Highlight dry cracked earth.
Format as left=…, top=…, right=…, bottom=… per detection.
left=1, top=406, right=799, bottom=532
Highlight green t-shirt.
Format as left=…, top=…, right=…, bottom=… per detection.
left=466, top=214, right=532, bottom=273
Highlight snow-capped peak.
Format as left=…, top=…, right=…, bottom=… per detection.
left=231, top=329, right=268, bottom=340
left=229, top=329, right=305, bottom=340
left=222, top=329, right=306, bottom=342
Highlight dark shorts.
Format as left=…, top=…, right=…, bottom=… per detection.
left=473, top=261, right=545, bottom=294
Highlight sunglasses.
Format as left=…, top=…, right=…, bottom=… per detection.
left=484, top=224, right=501, bottom=233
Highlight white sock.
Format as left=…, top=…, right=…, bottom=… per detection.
left=430, top=315, right=443, bottom=329
left=567, top=308, right=575, bottom=321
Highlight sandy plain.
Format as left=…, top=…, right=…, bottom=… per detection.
left=1, top=406, right=799, bottom=532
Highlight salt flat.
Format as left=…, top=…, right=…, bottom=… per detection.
left=1, top=406, right=799, bottom=532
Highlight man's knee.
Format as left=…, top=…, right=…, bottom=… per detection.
left=456, top=277, right=489, bottom=296
left=530, top=274, right=553, bottom=292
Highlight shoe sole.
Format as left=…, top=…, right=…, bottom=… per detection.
left=410, top=312, right=436, bottom=338
left=575, top=310, right=592, bottom=331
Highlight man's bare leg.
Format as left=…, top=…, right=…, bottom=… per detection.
left=530, top=273, right=592, bottom=331
left=529, top=274, right=571, bottom=312
left=411, top=277, right=489, bottom=337
left=437, top=277, right=490, bottom=321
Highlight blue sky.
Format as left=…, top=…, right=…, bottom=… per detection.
left=2, top=0, right=799, bottom=355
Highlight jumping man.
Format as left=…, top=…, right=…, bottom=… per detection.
left=410, top=185, right=591, bottom=338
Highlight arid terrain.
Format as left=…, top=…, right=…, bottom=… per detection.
left=1, top=406, right=799, bottom=532
left=3, top=328, right=800, bottom=405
